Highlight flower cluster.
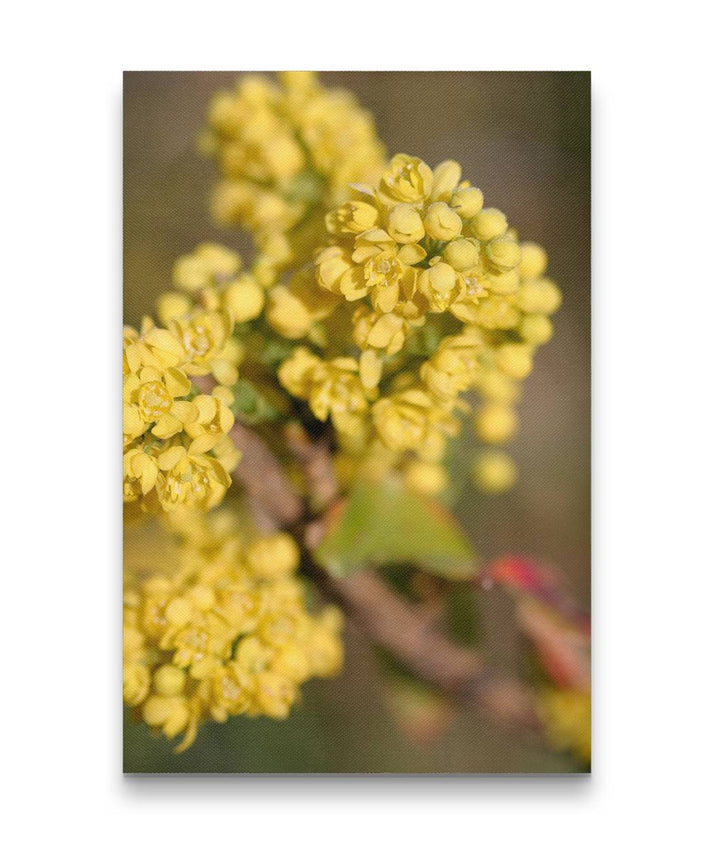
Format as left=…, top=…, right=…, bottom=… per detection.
left=123, top=275, right=246, bottom=513
left=124, top=511, right=343, bottom=751
left=200, top=72, right=385, bottom=284
left=274, top=153, right=561, bottom=495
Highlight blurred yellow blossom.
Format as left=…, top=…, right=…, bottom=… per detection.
left=124, top=511, right=344, bottom=750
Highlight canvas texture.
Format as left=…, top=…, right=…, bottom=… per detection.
left=123, top=71, right=590, bottom=774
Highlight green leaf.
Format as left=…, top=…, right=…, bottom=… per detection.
left=314, top=479, right=476, bottom=580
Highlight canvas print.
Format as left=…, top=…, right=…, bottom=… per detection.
left=123, top=71, right=590, bottom=773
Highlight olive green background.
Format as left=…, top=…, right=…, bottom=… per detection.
left=124, top=71, right=590, bottom=773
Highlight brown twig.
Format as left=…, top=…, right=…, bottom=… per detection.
left=225, top=409, right=541, bottom=733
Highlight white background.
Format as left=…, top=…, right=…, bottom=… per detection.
left=3, top=1, right=718, bottom=852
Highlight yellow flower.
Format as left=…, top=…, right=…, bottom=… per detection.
left=246, top=533, right=300, bottom=580
left=378, top=153, right=434, bottom=205
left=520, top=314, right=554, bottom=345
left=256, top=671, right=297, bottom=719
left=142, top=694, right=192, bottom=740
left=278, top=346, right=323, bottom=399
left=387, top=204, right=425, bottom=244
left=266, top=269, right=341, bottom=340
left=371, top=389, right=453, bottom=453
left=496, top=343, right=534, bottom=379
left=123, top=365, right=194, bottom=442
left=363, top=250, right=407, bottom=313
left=484, top=235, right=521, bottom=273
left=423, top=202, right=463, bottom=241
left=210, top=663, right=254, bottom=718
left=352, top=306, right=408, bottom=356
left=404, top=460, right=448, bottom=495
left=473, top=450, right=518, bottom=493
left=155, top=446, right=232, bottom=512
left=156, top=292, right=193, bottom=326
left=325, top=199, right=379, bottom=235
left=514, top=278, right=562, bottom=315
left=124, top=511, right=344, bottom=749
left=420, top=332, right=481, bottom=403
left=473, top=367, right=522, bottom=405
left=182, top=393, right=235, bottom=454
left=124, top=661, right=151, bottom=706
left=123, top=446, right=159, bottom=501
left=223, top=273, right=265, bottom=322
left=443, top=238, right=480, bottom=271
left=470, top=208, right=508, bottom=241
left=134, top=322, right=186, bottom=370
left=172, top=243, right=242, bottom=292
left=450, top=186, right=484, bottom=218
left=201, top=72, right=385, bottom=277
left=169, top=308, right=237, bottom=385
left=429, top=160, right=462, bottom=202
left=418, top=261, right=462, bottom=312
left=305, top=357, right=369, bottom=422
left=462, top=295, right=520, bottom=329
left=518, top=241, right=549, bottom=280
left=474, top=404, right=519, bottom=445
left=153, top=664, right=187, bottom=697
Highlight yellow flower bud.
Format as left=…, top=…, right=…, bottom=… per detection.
left=520, top=314, right=554, bottom=344
left=278, top=70, right=318, bottom=90
left=153, top=664, right=187, bottom=697
left=475, top=368, right=521, bottom=404
left=278, top=346, right=322, bottom=398
left=224, top=274, right=265, bottom=322
left=485, top=269, right=520, bottom=295
left=387, top=204, right=425, bottom=243
left=172, top=256, right=211, bottom=292
left=450, top=186, right=484, bottom=218
left=485, top=235, right=521, bottom=272
left=430, top=160, right=462, bottom=201
left=123, top=662, right=151, bottom=706
left=470, top=208, right=508, bottom=242
left=473, top=450, right=517, bottom=493
left=156, top=292, right=192, bottom=326
left=315, top=246, right=354, bottom=294
left=246, top=533, right=300, bottom=579
left=519, top=242, right=548, bottom=280
left=419, top=261, right=460, bottom=312
left=515, top=278, right=563, bottom=314
left=359, top=349, right=383, bottom=388
left=379, top=154, right=434, bottom=204
left=474, top=405, right=519, bottom=445
left=173, top=243, right=242, bottom=292
left=423, top=202, right=463, bottom=241
left=443, top=238, right=479, bottom=271
left=256, top=671, right=297, bottom=719
left=266, top=285, right=312, bottom=339
left=142, top=695, right=190, bottom=739
left=496, top=343, right=534, bottom=379
left=325, top=200, right=379, bottom=235
left=404, top=460, right=448, bottom=495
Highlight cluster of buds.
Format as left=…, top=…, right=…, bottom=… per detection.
left=123, top=258, right=247, bottom=513
left=200, top=71, right=385, bottom=284
left=124, top=511, right=343, bottom=751
left=273, top=153, right=561, bottom=495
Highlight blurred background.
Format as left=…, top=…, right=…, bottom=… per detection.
left=124, top=71, right=590, bottom=773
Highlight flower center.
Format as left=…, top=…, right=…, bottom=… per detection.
left=138, top=381, right=172, bottom=421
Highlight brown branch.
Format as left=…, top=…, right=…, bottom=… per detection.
left=308, top=563, right=540, bottom=731
left=222, top=408, right=541, bottom=733
left=229, top=422, right=303, bottom=531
